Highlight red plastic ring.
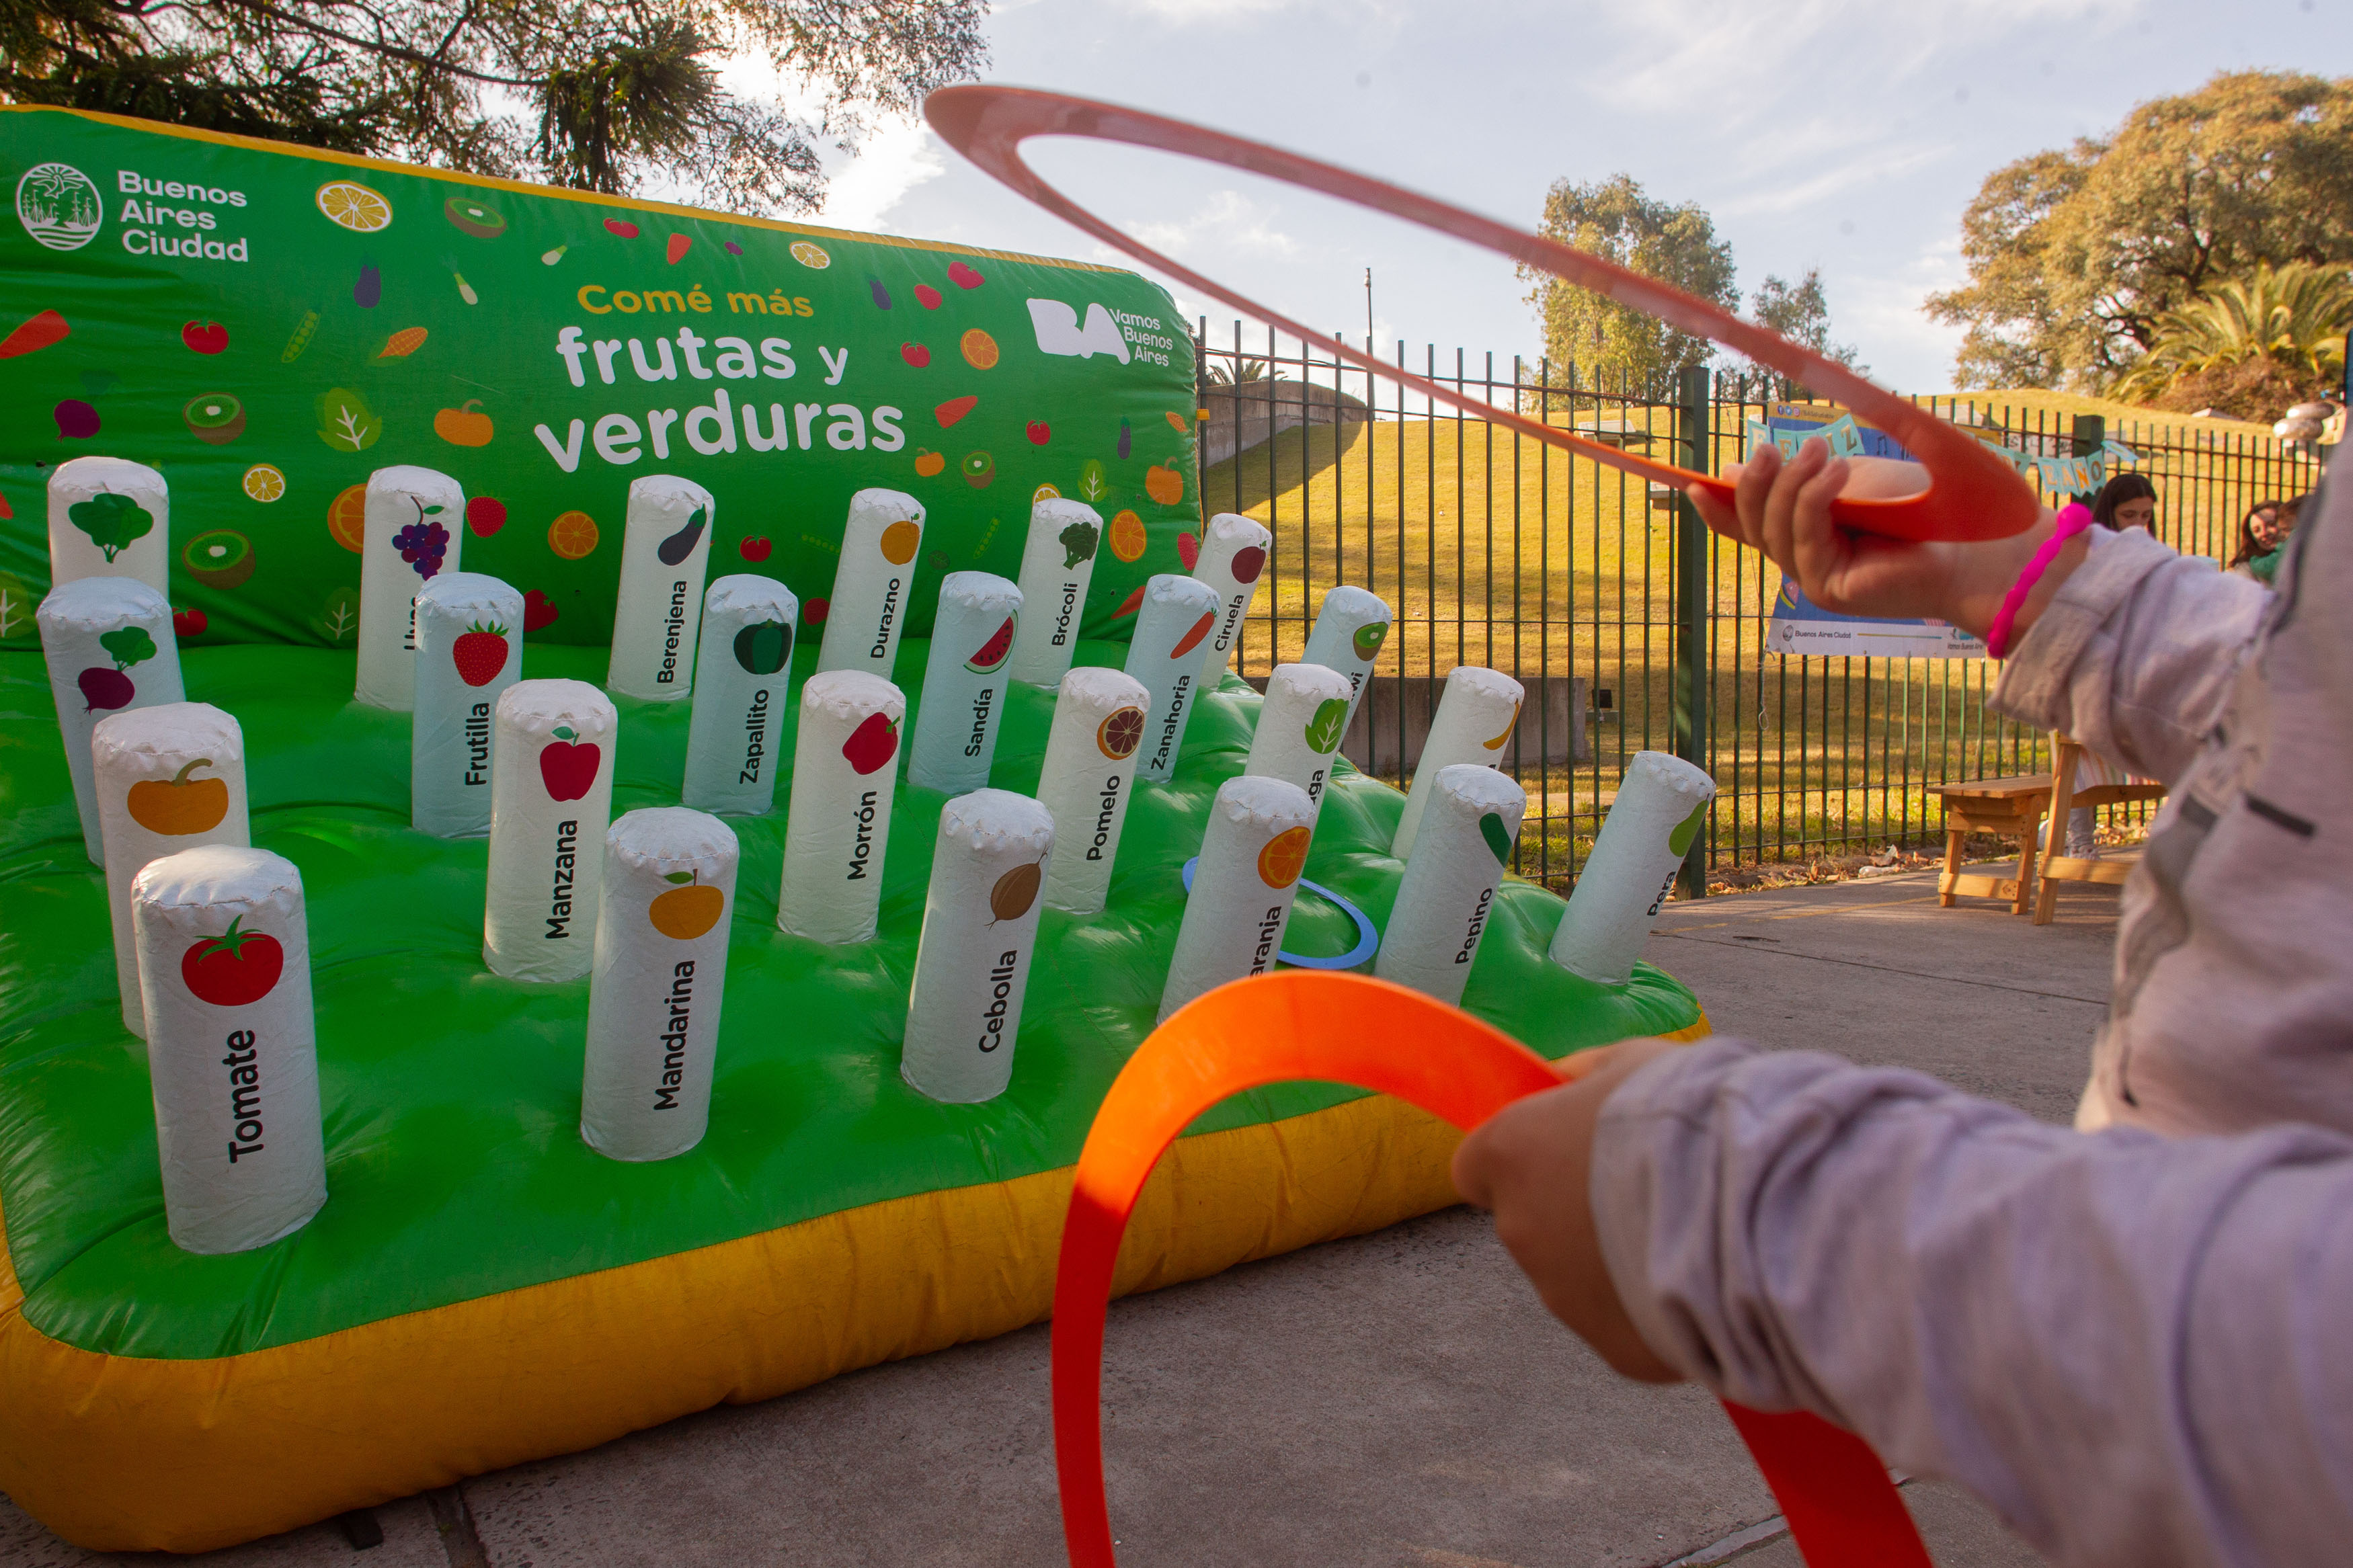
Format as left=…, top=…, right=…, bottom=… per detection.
left=924, top=85, right=2038, bottom=544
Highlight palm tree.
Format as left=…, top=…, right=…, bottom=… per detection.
left=1207, top=358, right=1274, bottom=385
left=2113, top=261, right=2352, bottom=417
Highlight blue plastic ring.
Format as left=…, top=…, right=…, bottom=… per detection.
left=1179, top=857, right=1380, bottom=971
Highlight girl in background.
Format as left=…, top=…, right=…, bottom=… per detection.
left=2090, top=472, right=2158, bottom=531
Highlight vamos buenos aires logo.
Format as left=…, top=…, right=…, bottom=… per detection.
left=15, top=162, right=102, bottom=252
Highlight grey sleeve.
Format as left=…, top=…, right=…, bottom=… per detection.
left=1587, top=1040, right=2353, bottom=1568
left=1991, top=527, right=2268, bottom=784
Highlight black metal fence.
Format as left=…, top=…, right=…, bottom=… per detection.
left=1197, top=321, right=2323, bottom=895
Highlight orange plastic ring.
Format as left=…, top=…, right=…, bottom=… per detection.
left=925, top=85, right=2038, bottom=544
left=1050, top=971, right=1931, bottom=1567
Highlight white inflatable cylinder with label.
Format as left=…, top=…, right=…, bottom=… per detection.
left=411, top=572, right=522, bottom=838
left=605, top=475, right=716, bottom=701
left=1376, top=765, right=1527, bottom=1007
left=1037, top=666, right=1152, bottom=915
left=815, top=488, right=924, bottom=678
left=1242, top=662, right=1354, bottom=817
left=901, top=790, right=1055, bottom=1104
left=1391, top=666, right=1525, bottom=860
left=38, top=577, right=184, bottom=864
left=582, top=808, right=740, bottom=1161
left=1190, top=512, right=1273, bottom=684
left=355, top=465, right=465, bottom=711
left=1548, top=749, right=1716, bottom=985
left=682, top=575, right=798, bottom=815
left=132, top=844, right=326, bottom=1255
left=779, top=670, right=904, bottom=944
left=1006, top=498, right=1103, bottom=688
left=48, top=456, right=168, bottom=597
left=93, top=702, right=251, bottom=1039
left=483, top=679, right=616, bottom=982
left=1158, top=775, right=1316, bottom=1024
left=1301, top=585, right=1392, bottom=733
left=908, top=572, right=1021, bottom=795
left=1124, top=573, right=1224, bottom=785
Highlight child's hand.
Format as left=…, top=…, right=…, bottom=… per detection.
left=1451, top=1038, right=1685, bottom=1383
left=1689, top=440, right=2066, bottom=640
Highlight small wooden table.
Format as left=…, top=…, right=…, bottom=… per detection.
left=1929, top=775, right=2052, bottom=915
left=2034, top=735, right=2167, bottom=924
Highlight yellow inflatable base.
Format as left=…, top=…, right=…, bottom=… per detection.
left=3, top=1020, right=1706, bottom=1555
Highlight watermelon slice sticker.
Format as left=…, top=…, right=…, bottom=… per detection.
left=965, top=613, right=1016, bottom=673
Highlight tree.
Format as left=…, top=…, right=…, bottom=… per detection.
left=0, top=0, right=988, bottom=216
left=2110, top=261, right=2353, bottom=418
left=1926, top=70, right=2353, bottom=390
left=1747, top=268, right=1864, bottom=395
left=1526, top=173, right=1737, bottom=397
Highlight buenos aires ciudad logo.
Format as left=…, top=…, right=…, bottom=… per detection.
left=15, top=162, right=102, bottom=251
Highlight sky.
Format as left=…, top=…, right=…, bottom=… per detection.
left=756, top=0, right=2350, bottom=393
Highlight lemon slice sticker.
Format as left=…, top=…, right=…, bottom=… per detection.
left=789, top=241, right=831, bottom=270
left=241, top=464, right=286, bottom=503
left=317, top=180, right=393, bottom=232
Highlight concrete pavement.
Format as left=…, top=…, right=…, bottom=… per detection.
left=3, top=865, right=2102, bottom=1567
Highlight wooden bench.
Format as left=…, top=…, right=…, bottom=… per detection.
left=2034, top=735, right=2167, bottom=924
left=1928, top=775, right=2052, bottom=914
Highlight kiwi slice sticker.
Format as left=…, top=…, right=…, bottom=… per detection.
left=183, top=392, right=245, bottom=444
left=184, top=528, right=255, bottom=589
left=444, top=196, right=507, bottom=238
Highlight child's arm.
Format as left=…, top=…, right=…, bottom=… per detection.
left=1457, top=1040, right=2353, bottom=1568
left=1692, top=442, right=2268, bottom=784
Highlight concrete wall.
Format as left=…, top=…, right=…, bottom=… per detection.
left=1200, top=379, right=1371, bottom=470
left=1242, top=671, right=1589, bottom=776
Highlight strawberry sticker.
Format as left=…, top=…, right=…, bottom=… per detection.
left=451, top=622, right=510, bottom=686
left=182, top=917, right=284, bottom=1007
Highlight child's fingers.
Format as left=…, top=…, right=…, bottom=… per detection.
left=1731, top=444, right=1782, bottom=552
left=1759, top=438, right=1831, bottom=577
left=1787, top=454, right=1856, bottom=602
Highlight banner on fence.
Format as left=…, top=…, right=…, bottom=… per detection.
left=0, top=106, right=1200, bottom=651
left=1754, top=405, right=1989, bottom=658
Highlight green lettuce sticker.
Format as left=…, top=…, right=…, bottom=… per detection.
left=317, top=585, right=360, bottom=642
left=68, top=490, right=154, bottom=561
left=1077, top=458, right=1109, bottom=503
left=317, top=386, right=383, bottom=452
left=97, top=624, right=157, bottom=669
left=1304, top=697, right=1348, bottom=756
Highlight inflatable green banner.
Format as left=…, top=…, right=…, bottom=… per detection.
left=0, top=106, right=1201, bottom=651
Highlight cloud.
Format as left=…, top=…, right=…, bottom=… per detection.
left=1837, top=235, right=1970, bottom=389
left=1123, top=188, right=1301, bottom=259
left=811, top=119, right=947, bottom=234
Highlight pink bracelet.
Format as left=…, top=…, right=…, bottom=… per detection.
left=1984, top=502, right=2093, bottom=659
